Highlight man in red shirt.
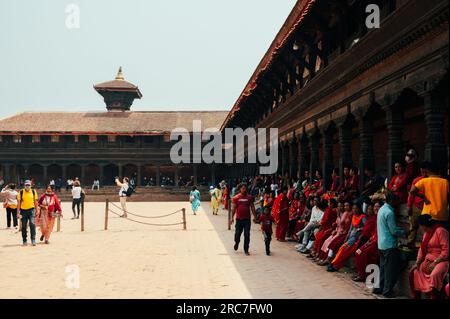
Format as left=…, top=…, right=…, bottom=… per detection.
left=231, top=184, right=257, bottom=255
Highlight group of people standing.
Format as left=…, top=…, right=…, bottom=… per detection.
left=1, top=181, right=62, bottom=245
left=227, top=151, right=448, bottom=299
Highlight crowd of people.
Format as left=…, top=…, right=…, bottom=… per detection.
left=223, top=149, right=448, bottom=299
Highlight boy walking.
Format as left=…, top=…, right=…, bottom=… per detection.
left=259, top=206, right=275, bottom=255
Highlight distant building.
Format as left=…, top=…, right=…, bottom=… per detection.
left=0, top=68, right=228, bottom=187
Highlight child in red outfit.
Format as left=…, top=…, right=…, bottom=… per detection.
left=259, top=207, right=275, bottom=255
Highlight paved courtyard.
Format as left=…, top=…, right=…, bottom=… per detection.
left=0, top=201, right=375, bottom=298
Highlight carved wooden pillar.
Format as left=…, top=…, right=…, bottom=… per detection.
left=423, top=91, right=447, bottom=175
left=338, top=118, right=353, bottom=179
left=321, top=124, right=335, bottom=192
left=137, top=165, right=142, bottom=187
left=281, top=142, right=289, bottom=177
left=298, top=133, right=309, bottom=179
left=384, top=101, right=404, bottom=180
left=308, top=129, right=320, bottom=177
left=193, top=164, right=198, bottom=186
left=43, top=165, right=48, bottom=185
left=289, top=137, right=298, bottom=180
left=357, top=110, right=375, bottom=190
left=211, top=164, right=216, bottom=186
left=80, top=165, right=85, bottom=186
left=174, top=165, right=179, bottom=187
left=3, top=163, right=11, bottom=183
left=155, top=165, right=161, bottom=186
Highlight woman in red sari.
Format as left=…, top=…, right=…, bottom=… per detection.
left=388, top=162, right=409, bottom=205
left=222, top=184, right=229, bottom=210
left=272, top=187, right=289, bottom=241
left=353, top=201, right=381, bottom=281
left=409, top=214, right=449, bottom=299
left=309, top=198, right=338, bottom=259
left=288, top=191, right=300, bottom=239
left=37, top=185, right=62, bottom=244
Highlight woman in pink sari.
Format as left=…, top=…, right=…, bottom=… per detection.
left=37, top=185, right=63, bottom=244
left=316, top=201, right=353, bottom=266
left=409, top=214, right=449, bottom=299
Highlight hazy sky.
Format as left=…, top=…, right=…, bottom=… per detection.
left=0, top=0, right=296, bottom=118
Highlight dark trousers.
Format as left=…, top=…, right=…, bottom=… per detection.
left=20, top=208, right=36, bottom=242
left=72, top=199, right=81, bottom=216
left=263, top=231, right=272, bottom=254
left=234, top=219, right=251, bottom=252
left=379, top=248, right=401, bottom=295
left=6, top=207, right=18, bottom=228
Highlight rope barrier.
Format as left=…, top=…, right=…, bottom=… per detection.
left=107, top=208, right=184, bottom=227
left=109, top=201, right=183, bottom=219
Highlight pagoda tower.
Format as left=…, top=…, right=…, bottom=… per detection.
left=94, top=67, right=142, bottom=111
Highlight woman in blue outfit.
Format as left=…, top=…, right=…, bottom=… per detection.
left=189, top=186, right=201, bottom=215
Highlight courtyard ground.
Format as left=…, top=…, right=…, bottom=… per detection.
left=0, top=201, right=375, bottom=299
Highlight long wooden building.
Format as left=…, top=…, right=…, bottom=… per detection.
left=0, top=69, right=228, bottom=187
left=221, top=0, right=449, bottom=187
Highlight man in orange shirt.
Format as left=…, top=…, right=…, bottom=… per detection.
left=410, top=162, right=449, bottom=224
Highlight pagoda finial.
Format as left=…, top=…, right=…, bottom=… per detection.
left=115, top=66, right=125, bottom=80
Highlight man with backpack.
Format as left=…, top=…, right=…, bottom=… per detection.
left=17, top=180, right=38, bottom=246
left=115, top=177, right=132, bottom=218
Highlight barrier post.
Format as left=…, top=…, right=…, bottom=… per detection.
left=104, top=199, right=109, bottom=230
left=57, top=214, right=61, bottom=232
left=182, top=208, right=186, bottom=230
left=228, top=198, right=231, bottom=230
left=81, top=201, right=85, bottom=232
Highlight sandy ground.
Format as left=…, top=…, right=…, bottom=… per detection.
left=0, top=201, right=375, bottom=299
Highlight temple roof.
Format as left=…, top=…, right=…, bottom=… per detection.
left=0, top=111, right=228, bottom=135
left=94, top=67, right=143, bottom=98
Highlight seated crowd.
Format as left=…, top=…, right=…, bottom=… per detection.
left=229, top=150, right=448, bottom=299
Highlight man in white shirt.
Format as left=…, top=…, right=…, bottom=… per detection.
left=296, top=196, right=325, bottom=253
left=115, top=177, right=129, bottom=218
left=92, top=179, right=100, bottom=191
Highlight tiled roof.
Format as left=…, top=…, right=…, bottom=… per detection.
left=0, top=111, right=229, bottom=135
left=221, top=0, right=317, bottom=129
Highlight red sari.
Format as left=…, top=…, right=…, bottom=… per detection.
left=313, top=207, right=337, bottom=253
left=272, top=193, right=289, bottom=241
left=222, top=186, right=229, bottom=210
left=388, top=173, right=409, bottom=204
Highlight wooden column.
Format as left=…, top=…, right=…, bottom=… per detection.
left=289, top=138, right=298, bottom=180
left=357, top=111, right=375, bottom=190
left=423, top=91, right=448, bottom=175
left=136, top=164, right=142, bottom=187
left=174, top=165, right=179, bottom=187
left=211, top=164, right=216, bottom=186
left=298, top=133, right=309, bottom=179
left=155, top=165, right=160, bottom=186
left=338, top=118, right=353, bottom=179
left=43, top=165, right=48, bottom=185
left=281, top=142, right=289, bottom=177
left=193, top=164, right=198, bottom=186
left=384, top=103, right=404, bottom=180
left=308, top=129, right=320, bottom=177
left=321, top=124, right=335, bottom=192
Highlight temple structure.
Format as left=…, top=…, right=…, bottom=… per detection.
left=221, top=0, right=449, bottom=187
left=0, top=68, right=228, bottom=187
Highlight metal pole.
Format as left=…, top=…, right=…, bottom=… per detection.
left=57, top=214, right=61, bottom=232
left=182, top=208, right=186, bottom=230
left=228, top=198, right=231, bottom=230
left=81, top=200, right=85, bottom=232
left=104, top=199, right=109, bottom=230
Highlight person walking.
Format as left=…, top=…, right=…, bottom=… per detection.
left=259, top=206, right=275, bottom=256
left=71, top=180, right=83, bottom=219
left=115, top=177, right=130, bottom=218
left=17, top=180, right=39, bottom=246
left=37, top=185, right=62, bottom=244
left=189, top=186, right=201, bottom=215
left=230, top=184, right=257, bottom=256
left=210, top=184, right=221, bottom=215
left=1, top=183, right=19, bottom=229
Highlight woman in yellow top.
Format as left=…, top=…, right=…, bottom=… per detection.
left=1, top=183, right=19, bottom=229
left=210, top=184, right=222, bottom=215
